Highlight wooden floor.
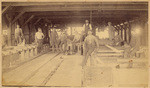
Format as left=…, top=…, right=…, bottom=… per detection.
left=2, top=45, right=148, bottom=87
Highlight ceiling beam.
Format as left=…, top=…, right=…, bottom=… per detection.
left=2, top=2, right=147, bottom=6
left=25, top=11, right=146, bottom=16
left=8, top=4, right=147, bottom=12
left=2, top=5, right=11, bottom=15
left=33, top=18, right=41, bottom=25
left=21, top=15, right=34, bottom=27
left=34, top=14, right=138, bottom=19
left=12, top=11, right=25, bottom=24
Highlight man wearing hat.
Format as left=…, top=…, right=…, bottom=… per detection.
left=81, top=20, right=92, bottom=55
left=83, top=20, right=92, bottom=37
left=107, top=22, right=115, bottom=45
left=82, top=30, right=99, bottom=67
left=59, top=30, right=67, bottom=53
left=50, top=25, right=59, bottom=52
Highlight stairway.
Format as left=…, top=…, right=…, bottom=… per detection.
left=97, top=45, right=124, bottom=58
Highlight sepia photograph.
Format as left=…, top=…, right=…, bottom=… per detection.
left=1, top=1, right=149, bottom=87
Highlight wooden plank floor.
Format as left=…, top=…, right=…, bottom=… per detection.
left=2, top=45, right=148, bottom=87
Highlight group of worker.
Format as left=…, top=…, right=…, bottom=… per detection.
left=13, top=19, right=141, bottom=68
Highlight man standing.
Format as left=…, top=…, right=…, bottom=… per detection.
left=15, top=25, right=24, bottom=45
left=82, top=30, right=99, bottom=67
left=107, top=22, right=115, bottom=45
left=59, top=30, right=67, bottom=53
left=35, top=28, right=44, bottom=53
left=82, top=20, right=92, bottom=41
left=50, top=25, right=59, bottom=52
left=83, top=20, right=92, bottom=37
left=81, top=20, right=92, bottom=55
left=72, top=31, right=81, bottom=52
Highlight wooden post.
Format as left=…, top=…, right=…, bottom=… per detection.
left=90, top=11, right=92, bottom=25
left=7, top=22, right=12, bottom=46
left=6, top=13, right=13, bottom=46
left=121, top=27, right=123, bottom=40
left=124, top=25, right=127, bottom=42
left=128, top=23, right=132, bottom=43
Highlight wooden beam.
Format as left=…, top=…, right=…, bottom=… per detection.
left=23, top=7, right=148, bottom=12
left=9, top=4, right=147, bottom=12
left=34, top=15, right=136, bottom=19
left=33, top=18, right=41, bottom=25
left=12, top=11, right=25, bottom=24
left=5, top=13, right=11, bottom=23
left=21, top=15, right=34, bottom=27
left=2, top=2, right=147, bottom=6
left=90, top=11, right=92, bottom=24
left=26, top=11, right=146, bottom=16
left=3, top=15, right=9, bottom=27
left=2, top=5, right=11, bottom=15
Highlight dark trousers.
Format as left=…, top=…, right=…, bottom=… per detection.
left=37, top=39, right=43, bottom=53
left=82, top=45, right=95, bottom=67
left=59, top=41, right=67, bottom=53
left=15, top=36, right=22, bottom=45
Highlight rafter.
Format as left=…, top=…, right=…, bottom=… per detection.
left=2, top=5, right=11, bottom=15
left=33, top=18, right=41, bottom=25
left=21, top=15, right=34, bottom=27
left=12, top=11, right=25, bottom=24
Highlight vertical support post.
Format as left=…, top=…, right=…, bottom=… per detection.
left=90, top=11, right=92, bottom=25
left=8, top=21, right=12, bottom=46
left=120, top=28, right=123, bottom=39
left=128, top=23, right=131, bottom=43
left=124, top=26, right=127, bottom=42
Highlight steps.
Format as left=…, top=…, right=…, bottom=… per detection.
left=97, top=45, right=124, bottom=57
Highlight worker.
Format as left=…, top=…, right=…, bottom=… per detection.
left=83, top=20, right=92, bottom=37
left=15, top=25, right=24, bottom=45
left=81, top=20, right=92, bottom=55
left=50, top=25, right=59, bottom=52
left=129, top=29, right=141, bottom=58
left=72, top=31, right=81, bottom=52
left=59, top=30, right=67, bottom=54
left=35, top=28, right=44, bottom=53
left=107, top=22, right=115, bottom=45
left=82, top=30, right=99, bottom=67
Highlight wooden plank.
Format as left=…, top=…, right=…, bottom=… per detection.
left=12, top=11, right=25, bottom=24
left=21, top=15, right=34, bottom=27
left=7, top=4, right=147, bottom=12
left=21, top=6, right=148, bottom=12
left=2, top=2, right=147, bottom=6
left=2, top=5, right=11, bottom=15
left=105, top=45, right=124, bottom=53
left=33, top=18, right=41, bottom=25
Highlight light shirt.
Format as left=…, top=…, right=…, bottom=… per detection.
left=35, top=32, right=44, bottom=39
left=15, top=28, right=23, bottom=37
left=73, top=34, right=81, bottom=42
left=84, top=35, right=99, bottom=47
